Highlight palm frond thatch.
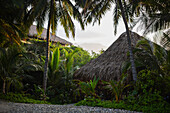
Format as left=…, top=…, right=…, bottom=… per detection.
left=28, top=25, right=72, bottom=45
left=74, top=32, right=142, bottom=81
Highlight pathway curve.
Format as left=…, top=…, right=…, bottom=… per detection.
left=0, top=100, right=142, bottom=113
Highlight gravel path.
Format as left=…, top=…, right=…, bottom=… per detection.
left=0, top=100, right=142, bottom=113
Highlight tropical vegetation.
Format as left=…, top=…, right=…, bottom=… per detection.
left=0, top=0, right=170, bottom=113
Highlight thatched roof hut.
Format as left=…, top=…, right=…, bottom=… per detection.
left=28, top=25, right=72, bottom=45
left=74, top=32, right=142, bottom=81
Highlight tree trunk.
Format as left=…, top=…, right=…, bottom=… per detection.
left=117, top=0, right=137, bottom=82
left=43, top=0, right=52, bottom=98
left=3, top=80, right=6, bottom=94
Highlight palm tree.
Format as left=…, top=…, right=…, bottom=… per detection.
left=0, top=0, right=41, bottom=47
left=122, top=38, right=170, bottom=77
left=0, top=46, right=22, bottom=94
left=32, top=0, right=84, bottom=96
left=114, top=0, right=169, bottom=81
left=0, top=45, right=41, bottom=94
left=117, top=0, right=137, bottom=81
left=76, top=0, right=137, bottom=81
left=128, top=0, right=170, bottom=35
left=0, top=19, right=22, bottom=48
left=0, top=0, right=24, bottom=47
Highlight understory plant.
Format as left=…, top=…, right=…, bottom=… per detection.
left=102, top=74, right=130, bottom=102
left=33, top=84, right=52, bottom=100
left=76, top=94, right=170, bottom=113
left=123, top=69, right=170, bottom=112
left=47, top=46, right=61, bottom=87
left=135, top=69, right=170, bottom=99
left=78, top=77, right=99, bottom=98
left=0, top=45, right=41, bottom=94
left=123, top=89, right=170, bottom=112
left=0, top=92, right=50, bottom=104
left=46, top=47, right=80, bottom=104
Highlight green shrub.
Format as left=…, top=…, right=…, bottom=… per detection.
left=48, top=80, right=82, bottom=104
left=102, top=74, right=130, bottom=102
left=0, top=92, right=50, bottom=104
left=135, top=69, right=170, bottom=102
left=76, top=93, right=170, bottom=113
left=78, top=77, right=99, bottom=98
left=75, top=98, right=127, bottom=109
left=124, top=89, right=170, bottom=113
left=136, top=70, right=163, bottom=94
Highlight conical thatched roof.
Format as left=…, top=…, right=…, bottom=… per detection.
left=74, top=32, right=142, bottom=81
left=28, top=25, right=72, bottom=45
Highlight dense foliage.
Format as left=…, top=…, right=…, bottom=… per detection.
left=75, top=97, right=170, bottom=113
left=0, top=0, right=170, bottom=113
left=0, top=92, right=50, bottom=104
left=0, top=40, right=96, bottom=104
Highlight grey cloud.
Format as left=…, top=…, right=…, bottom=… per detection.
left=78, top=43, right=107, bottom=52
left=76, top=31, right=106, bottom=39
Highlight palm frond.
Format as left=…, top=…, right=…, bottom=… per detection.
left=65, top=0, right=85, bottom=30
left=158, top=31, right=170, bottom=50
left=78, top=0, right=113, bottom=25
left=51, top=0, right=58, bottom=35
left=113, top=1, right=121, bottom=35
left=51, top=47, right=60, bottom=71
left=36, top=4, right=49, bottom=35
left=129, top=0, right=170, bottom=34
left=0, top=19, right=22, bottom=47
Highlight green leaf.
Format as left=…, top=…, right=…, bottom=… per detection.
left=51, top=47, right=60, bottom=71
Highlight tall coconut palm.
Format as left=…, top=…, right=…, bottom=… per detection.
left=115, top=0, right=169, bottom=81
left=75, top=0, right=137, bottom=81
left=32, top=0, right=84, bottom=96
left=117, top=0, right=137, bottom=81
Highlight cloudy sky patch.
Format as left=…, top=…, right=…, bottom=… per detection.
left=43, top=5, right=142, bottom=52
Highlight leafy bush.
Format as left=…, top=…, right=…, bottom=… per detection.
left=75, top=71, right=170, bottom=113
left=32, top=84, right=51, bottom=100
left=49, top=81, right=80, bottom=104
left=0, top=92, right=50, bottom=104
left=124, top=90, right=170, bottom=113
left=136, top=69, right=170, bottom=101
left=75, top=98, right=126, bottom=109
left=136, top=70, right=163, bottom=94
left=76, top=95, right=170, bottom=113
left=71, top=46, right=92, bottom=67
left=102, top=74, right=130, bottom=102
left=162, top=76, right=170, bottom=102
left=78, top=77, right=99, bottom=98
left=47, top=47, right=83, bottom=104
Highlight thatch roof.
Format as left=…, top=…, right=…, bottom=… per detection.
left=28, top=25, right=72, bottom=45
left=74, top=32, right=142, bottom=81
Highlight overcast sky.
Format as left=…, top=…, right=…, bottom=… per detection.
left=45, top=6, right=145, bottom=53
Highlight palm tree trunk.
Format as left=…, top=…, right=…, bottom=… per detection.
left=3, top=80, right=6, bottom=94
left=43, top=0, right=52, bottom=98
left=117, top=0, right=137, bottom=82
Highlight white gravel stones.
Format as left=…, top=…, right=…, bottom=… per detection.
left=0, top=101, right=142, bottom=113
